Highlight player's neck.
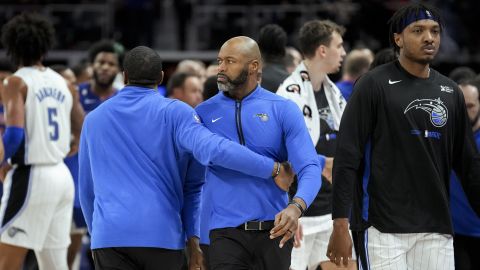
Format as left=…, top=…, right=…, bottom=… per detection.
left=398, top=55, right=430, bottom=79
left=92, top=82, right=115, bottom=99
left=303, top=59, right=326, bottom=90
left=23, top=61, right=45, bottom=70
left=228, top=81, right=257, bottom=101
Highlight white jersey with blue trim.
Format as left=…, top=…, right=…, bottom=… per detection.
left=14, top=67, right=73, bottom=165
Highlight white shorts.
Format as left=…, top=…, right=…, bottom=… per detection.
left=0, top=163, right=74, bottom=250
left=291, top=214, right=356, bottom=270
left=357, top=226, right=454, bottom=270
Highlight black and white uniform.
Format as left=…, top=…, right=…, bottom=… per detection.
left=0, top=67, right=74, bottom=256
left=332, top=61, right=480, bottom=270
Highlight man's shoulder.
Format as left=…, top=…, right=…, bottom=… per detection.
left=256, top=87, right=288, bottom=102
left=432, top=69, right=457, bottom=86
left=162, top=97, right=190, bottom=111
left=196, top=93, right=222, bottom=111
left=354, top=62, right=398, bottom=89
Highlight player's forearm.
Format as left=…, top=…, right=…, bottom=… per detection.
left=182, top=188, right=202, bottom=238
left=332, top=167, right=355, bottom=219
left=294, top=163, right=322, bottom=208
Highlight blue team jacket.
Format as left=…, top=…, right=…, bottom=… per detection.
left=78, top=86, right=276, bottom=249
left=195, top=85, right=322, bottom=234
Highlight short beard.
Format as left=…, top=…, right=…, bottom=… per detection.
left=417, top=57, right=434, bottom=65
left=93, top=71, right=116, bottom=89
left=217, top=67, right=249, bottom=92
left=403, top=47, right=436, bottom=65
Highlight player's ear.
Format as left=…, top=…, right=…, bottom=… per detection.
left=316, top=45, right=327, bottom=58
left=249, top=60, right=259, bottom=75
left=394, top=33, right=403, bottom=49
left=157, top=71, right=164, bottom=85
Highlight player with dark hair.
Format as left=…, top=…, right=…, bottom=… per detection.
left=64, top=39, right=123, bottom=269
left=88, top=40, right=124, bottom=70
left=0, top=12, right=84, bottom=270
left=81, top=40, right=122, bottom=111
left=327, top=3, right=480, bottom=270
left=258, top=24, right=289, bottom=92
left=278, top=20, right=353, bottom=270
left=79, top=45, right=294, bottom=270
left=167, top=72, right=203, bottom=108
left=369, top=48, right=396, bottom=70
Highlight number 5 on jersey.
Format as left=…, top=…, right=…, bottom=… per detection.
left=48, top=107, right=59, bottom=141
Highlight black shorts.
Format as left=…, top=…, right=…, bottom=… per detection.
left=92, top=247, right=183, bottom=270
left=209, top=227, right=293, bottom=270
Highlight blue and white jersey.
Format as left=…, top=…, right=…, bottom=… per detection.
left=14, top=67, right=72, bottom=165
left=77, top=83, right=116, bottom=113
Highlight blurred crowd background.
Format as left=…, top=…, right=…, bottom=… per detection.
left=1, top=0, right=479, bottom=79
left=1, top=1, right=480, bottom=270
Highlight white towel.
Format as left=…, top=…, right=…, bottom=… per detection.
left=276, top=62, right=346, bottom=145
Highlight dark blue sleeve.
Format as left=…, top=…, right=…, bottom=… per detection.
left=171, top=101, right=275, bottom=179
left=78, top=120, right=94, bottom=234
left=282, top=100, right=322, bottom=207
left=2, top=126, right=24, bottom=162
left=182, top=156, right=205, bottom=239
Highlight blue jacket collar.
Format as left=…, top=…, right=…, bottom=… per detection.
left=219, top=84, right=262, bottom=102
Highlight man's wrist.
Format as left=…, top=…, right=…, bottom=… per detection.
left=333, top=218, right=349, bottom=229
left=272, top=161, right=281, bottom=178
left=187, top=236, right=200, bottom=248
left=288, top=198, right=306, bottom=217
left=292, top=197, right=307, bottom=211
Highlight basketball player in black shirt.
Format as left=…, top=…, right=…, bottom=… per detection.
left=327, top=3, right=480, bottom=270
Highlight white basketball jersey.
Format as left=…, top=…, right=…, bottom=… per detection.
left=14, top=67, right=73, bottom=164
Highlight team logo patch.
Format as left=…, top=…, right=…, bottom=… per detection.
left=440, top=85, right=453, bottom=93
left=404, top=98, right=448, bottom=127
left=255, top=113, right=269, bottom=122
left=303, top=105, right=312, bottom=118
left=286, top=84, right=301, bottom=94
left=7, top=227, right=27, bottom=238
left=300, top=71, right=310, bottom=82
left=193, top=113, right=202, bottom=123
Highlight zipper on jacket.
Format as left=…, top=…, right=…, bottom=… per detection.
left=235, top=101, right=246, bottom=145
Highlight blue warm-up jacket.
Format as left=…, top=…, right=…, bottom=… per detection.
left=195, top=85, right=322, bottom=233
left=79, top=86, right=276, bottom=249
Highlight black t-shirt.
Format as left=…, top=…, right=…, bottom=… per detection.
left=315, top=85, right=338, bottom=156
left=295, top=85, right=338, bottom=217
left=332, top=61, right=480, bottom=235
